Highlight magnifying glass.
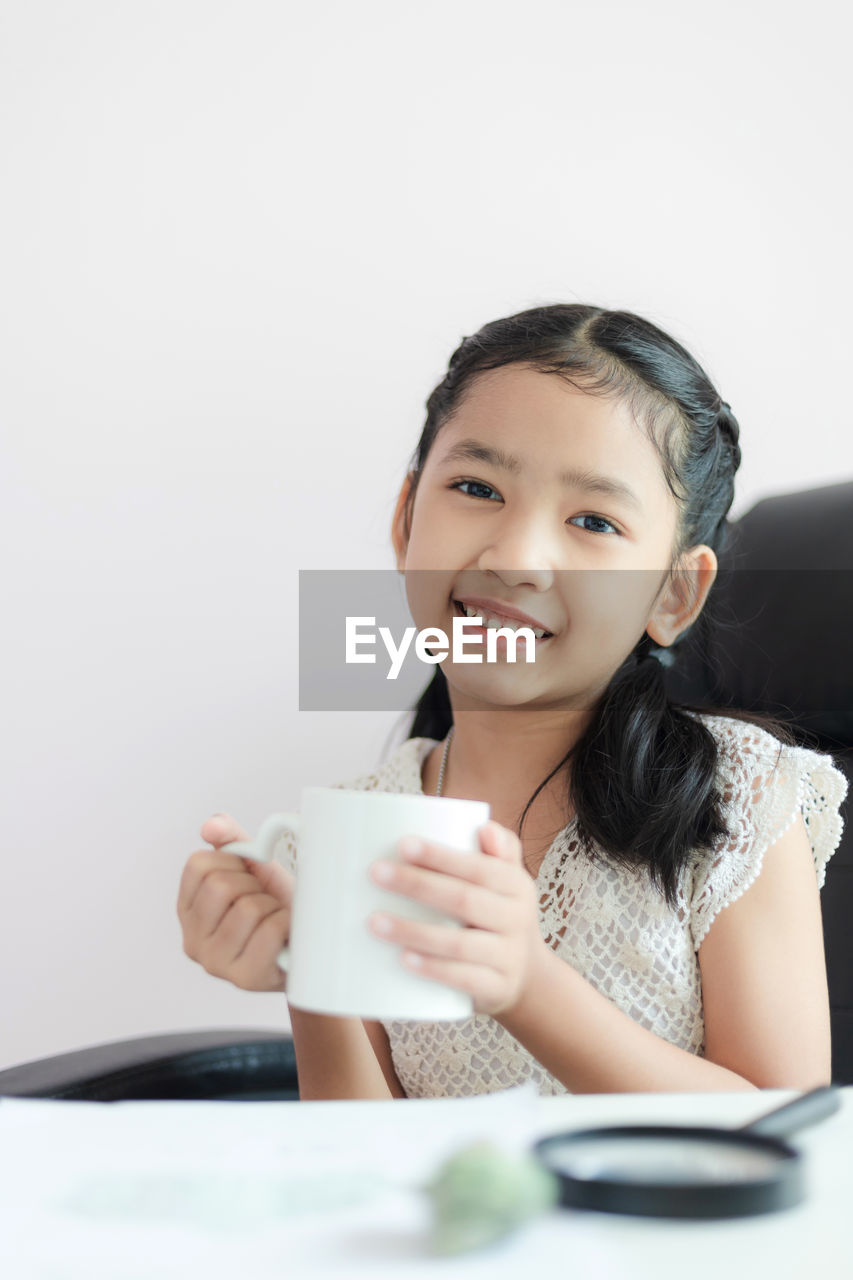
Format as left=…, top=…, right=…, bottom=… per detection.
left=533, top=1084, right=840, bottom=1219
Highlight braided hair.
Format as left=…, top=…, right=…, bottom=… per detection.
left=388, top=304, right=793, bottom=906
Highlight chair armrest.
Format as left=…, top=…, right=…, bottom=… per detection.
left=0, top=1029, right=298, bottom=1102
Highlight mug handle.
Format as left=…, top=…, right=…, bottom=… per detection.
left=221, top=812, right=301, bottom=971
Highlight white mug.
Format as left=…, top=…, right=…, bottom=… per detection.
left=221, top=787, right=491, bottom=1020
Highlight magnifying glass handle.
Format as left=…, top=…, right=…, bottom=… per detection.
left=740, top=1084, right=841, bottom=1140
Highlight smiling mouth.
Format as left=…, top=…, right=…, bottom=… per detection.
left=452, top=600, right=553, bottom=640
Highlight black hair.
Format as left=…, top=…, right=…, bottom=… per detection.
left=387, top=303, right=795, bottom=906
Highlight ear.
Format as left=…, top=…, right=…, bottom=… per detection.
left=391, top=471, right=416, bottom=573
left=645, top=545, right=718, bottom=649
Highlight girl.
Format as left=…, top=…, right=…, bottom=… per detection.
left=178, top=303, right=847, bottom=1099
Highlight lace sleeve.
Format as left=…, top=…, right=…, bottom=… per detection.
left=689, top=717, right=848, bottom=951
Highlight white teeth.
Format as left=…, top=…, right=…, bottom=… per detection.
left=458, top=602, right=548, bottom=639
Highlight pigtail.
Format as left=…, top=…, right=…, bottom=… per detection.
left=567, top=644, right=729, bottom=906
left=408, top=665, right=452, bottom=743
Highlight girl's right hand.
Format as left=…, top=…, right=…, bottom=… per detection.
left=177, top=813, right=293, bottom=993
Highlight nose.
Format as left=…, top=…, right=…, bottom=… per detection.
left=476, top=513, right=560, bottom=591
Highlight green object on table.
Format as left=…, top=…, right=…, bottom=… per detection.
left=425, top=1140, right=560, bottom=1255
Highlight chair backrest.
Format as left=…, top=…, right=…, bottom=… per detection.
left=663, top=480, right=853, bottom=1083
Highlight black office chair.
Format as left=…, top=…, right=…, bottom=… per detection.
left=664, top=480, right=853, bottom=1083
left=1, top=481, right=850, bottom=1099
left=0, top=1029, right=298, bottom=1102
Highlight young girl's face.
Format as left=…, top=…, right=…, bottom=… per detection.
left=392, top=364, right=711, bottom=714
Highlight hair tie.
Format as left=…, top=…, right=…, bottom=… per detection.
left=639, top=645, right=675, bottom=670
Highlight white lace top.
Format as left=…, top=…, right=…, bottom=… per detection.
left=279, top=714, right=847, bottom=1098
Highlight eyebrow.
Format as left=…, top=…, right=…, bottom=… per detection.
left=438, top=438, right=644, bottom=512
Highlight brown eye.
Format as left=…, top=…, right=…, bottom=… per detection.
left=569, top=515, right=620, bottom=535
left=449, top=480, right=501, bottom=501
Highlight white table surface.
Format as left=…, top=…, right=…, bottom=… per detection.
left=1, top=1085, right=850, bottom=1280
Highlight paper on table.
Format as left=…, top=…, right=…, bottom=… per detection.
left=0, top=1083, right=540, bottom=1235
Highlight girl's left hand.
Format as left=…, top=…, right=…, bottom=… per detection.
left=367, top=820, right=544, bottom=1017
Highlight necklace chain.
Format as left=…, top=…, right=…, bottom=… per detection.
left=434, top=725, right=572, bottom=878
left=435, top=725, right=454, bottom=797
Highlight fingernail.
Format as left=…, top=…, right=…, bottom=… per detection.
left=370, top=913, right=393, bottom=935
left=371, top=861, right=395, bottom=884
left=398, top=836, right=423, bottom=858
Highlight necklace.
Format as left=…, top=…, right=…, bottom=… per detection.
left=435, top=725, right=454, bottom=797
left=434, top=726, right=572, bottom=876
left=436, top=723, right=535, bottom=874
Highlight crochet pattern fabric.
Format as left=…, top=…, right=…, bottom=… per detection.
left=275, top=714, right=847, bottom=1097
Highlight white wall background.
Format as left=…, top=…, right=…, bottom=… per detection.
left=1, top=0, right=850, bottom=1070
